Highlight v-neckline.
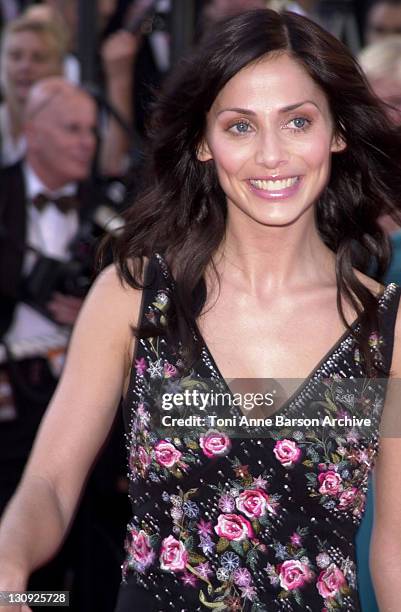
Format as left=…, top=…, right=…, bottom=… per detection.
left=154, top=253, right=392, bottom=412
left=196, top=315, right=361, bottom=415
left=196, top=286, right=395, bottom=415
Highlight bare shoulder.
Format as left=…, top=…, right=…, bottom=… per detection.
left=61, top=262, right=144, bottom=386
left=76, top=263, right=143, bottom=339
left=85, top=263, right=142, bottom=314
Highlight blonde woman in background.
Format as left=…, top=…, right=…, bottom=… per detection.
left=0, top=16, right=65, bottom=168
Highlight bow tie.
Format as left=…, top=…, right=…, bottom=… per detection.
left=32, top=193, right=79, bottom=214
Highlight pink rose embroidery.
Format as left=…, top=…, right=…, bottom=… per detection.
left=273, top=439, right=302, bottom=467
left=214, top=513, right=253, bottom=541
left=316, top=563, right=347, bottom=599
left=128, top=528, right=155, bottom=572
left=154, top=441, right=182, bottom=468
left=318, top=471, right=343, bottom=496
left=159, top=535, right=188, bottom=572
left=338, top=487, right=357, bottom=510
left=235, top=489, right=276, bottom=519
left=199, top=431, right=231, bottom=458
left=278, top=559, right=313, bottom=591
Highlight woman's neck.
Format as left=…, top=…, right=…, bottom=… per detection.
left=214, top=214, right=336, bottom=295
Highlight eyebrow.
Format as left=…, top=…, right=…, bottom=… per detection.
left=217, top=100, right=320, bottom=116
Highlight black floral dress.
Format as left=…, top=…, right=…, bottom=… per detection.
left=115, top=254, right=401, bottom=612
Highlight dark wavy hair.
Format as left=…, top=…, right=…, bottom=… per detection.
left=103, top=9, right=401, bottom=373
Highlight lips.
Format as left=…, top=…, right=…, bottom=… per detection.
left=247, top=175, right=302, bottom=200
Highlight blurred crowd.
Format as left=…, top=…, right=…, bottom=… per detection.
left=0, top=1, right=400, bottom=610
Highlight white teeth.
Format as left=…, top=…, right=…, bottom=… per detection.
left=250, top=177, right=298, bottom=191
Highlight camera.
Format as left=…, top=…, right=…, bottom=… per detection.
left=22, top=180, right=127, bottom=321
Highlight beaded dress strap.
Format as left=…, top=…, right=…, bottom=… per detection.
left=377, top=283, right=401, bottom=375
left=138, top=254, right=171, bottom=325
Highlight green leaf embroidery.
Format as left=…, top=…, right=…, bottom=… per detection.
left=216, top=538, right=230, bottom=553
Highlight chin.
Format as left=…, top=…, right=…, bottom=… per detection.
left=67, top=165, right=91, bottom=182
left=235, top=203, right=312, bottom=228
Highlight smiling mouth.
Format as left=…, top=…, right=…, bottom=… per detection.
left=249, top=177, right=300, bottom=191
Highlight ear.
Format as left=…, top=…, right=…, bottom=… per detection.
left=197, top=139, right=213, bottom=162
left=331, top=132, right=346, bottom=153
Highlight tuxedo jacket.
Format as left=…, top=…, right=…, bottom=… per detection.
left=0, top=161, right=95, bottom=338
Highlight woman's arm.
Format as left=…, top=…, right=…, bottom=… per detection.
left=0, top=264, right=141, bottom=595
left=370, top=302, right=401, bottom=610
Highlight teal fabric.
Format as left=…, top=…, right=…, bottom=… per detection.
left=356, top=478, right=378, bottom=612
left=356, top=231, right=401, bottom=612
left=386, top=231, right=401, bottom=286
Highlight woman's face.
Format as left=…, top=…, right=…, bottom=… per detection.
left=1, top=30, right=61, bottom=106
left=198, top=53, right=345, bottom=228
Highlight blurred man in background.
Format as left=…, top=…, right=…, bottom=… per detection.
left=0, top=75, right=131, bottom=610
left=0, top=77, right=96, bottom=513
left=0, top=79, right=97, bottom=605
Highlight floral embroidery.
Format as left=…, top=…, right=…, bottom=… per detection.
left=273, top=439, right=302, bottom=467
left=264, top=529, right=314, bottom=606
left=199, top=430, right=231, bottom=458
left=123, top=525, right=158, bottom=575
left=159, top=535, right=189, bottom=572
left=121, top=256, right=397, bottom=610
left=317, top=563, right=347, bottom=600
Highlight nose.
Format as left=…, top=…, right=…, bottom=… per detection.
left=254, top=128, right=288, bottom=169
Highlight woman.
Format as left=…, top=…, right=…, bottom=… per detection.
left=1, top=9, right=401, bottom=611
left=0, top=16, right=64, bottom=167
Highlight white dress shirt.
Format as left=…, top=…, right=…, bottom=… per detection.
left=4, top=164, right=79, bottom=345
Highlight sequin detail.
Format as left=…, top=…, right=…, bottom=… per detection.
left=121, top=255, right=399, bottom=611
